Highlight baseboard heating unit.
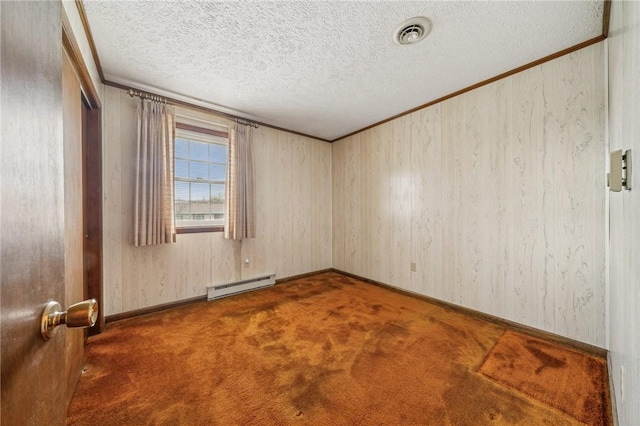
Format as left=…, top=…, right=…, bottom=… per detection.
left=207, top=274, right=276, bottom=301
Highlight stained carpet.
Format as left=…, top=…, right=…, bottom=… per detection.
left=67, top=272, right=610, bottom=425
left=478, top=330, right=609, bottom=424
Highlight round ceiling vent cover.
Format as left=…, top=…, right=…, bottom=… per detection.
left=394, top=17, right=432, bottom=46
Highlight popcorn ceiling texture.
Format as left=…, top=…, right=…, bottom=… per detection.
left=83, top=1, right=603, bottom=140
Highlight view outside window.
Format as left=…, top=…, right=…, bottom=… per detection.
left=174, top=128, right=228, bottom=228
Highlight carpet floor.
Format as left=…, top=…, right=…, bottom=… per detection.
left=67, top=272, right=610, bottom=425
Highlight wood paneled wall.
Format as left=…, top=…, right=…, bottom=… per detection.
left=333, top=43, right=606, bottom=347
left=102, top=86, right=332, bottom=316
left=608, top=0, right=640, bottom=422
left=240, top=126, right=332, bottom=279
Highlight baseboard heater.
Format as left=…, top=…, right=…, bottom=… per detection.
left=207, top=274, right=276, bottom=301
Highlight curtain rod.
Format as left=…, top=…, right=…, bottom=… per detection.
left=128, top=89, right=168, bottom=104
left=107, top=80, right=329, bottom=142
left=234, top=118, right=258, bottom=128
left=127, top=88, right=257, bottom=128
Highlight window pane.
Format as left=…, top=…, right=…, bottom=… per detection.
left=190, top=182, right=210, bottom=217
left=211, top=183, right=225, bottom=203
left=211, top=183, right=224, bottom=220
left=174, top=128, right=229, bottom=229
left=191, top=182, right=209, bottom=201
left=175, top=181, right=190, bottom=216
left=209, top=164, right=226, bottom=181
left=175, top=181, right=190, bottom=200
left=190, top=141, right=209, bottom=161
left=209, top=144, right=227, bottom=163
left=190, top=161, right=209, bottom=179
left=175, top=159, right=189, bottom=178
left=175, top=139, right=189, bottom=159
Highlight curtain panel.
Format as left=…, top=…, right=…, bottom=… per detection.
left=134, top=99, right=176, bottom=246
left=224, top=122, right=256, bottom=240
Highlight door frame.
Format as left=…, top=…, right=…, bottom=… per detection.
left=62, top=16, right=104, bottom=333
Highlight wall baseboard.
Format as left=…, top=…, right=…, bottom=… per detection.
left=331, top=268, right=608, bottom=359
left=104, top=268, right=333, bottom=324
left=105, top=295, right=207, bottom=323
left=104, top=267, right=605, bottom=359
left=275, top=268, right=333, bottom=284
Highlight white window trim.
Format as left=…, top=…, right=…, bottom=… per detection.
left=174, top=123, right=229, bottom=231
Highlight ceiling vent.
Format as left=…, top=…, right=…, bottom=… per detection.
left=394, top=17, right=432, bottom=46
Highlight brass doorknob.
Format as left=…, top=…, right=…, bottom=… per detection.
left=40, top=299, right=99, bottom=340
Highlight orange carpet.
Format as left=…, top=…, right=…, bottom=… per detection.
left=67, top=272, right=610, bottom=425
left=478, top=330, right=609, bottom=424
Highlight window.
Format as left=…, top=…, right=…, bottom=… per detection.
left=174, top=122, right=228, bottom=232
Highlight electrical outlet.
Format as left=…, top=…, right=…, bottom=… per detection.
left=244, top=258, right=250, bottom=268
left=410, top=262, right=416, bottom=272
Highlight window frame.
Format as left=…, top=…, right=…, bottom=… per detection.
left=174, top=122, right=229, bottom=234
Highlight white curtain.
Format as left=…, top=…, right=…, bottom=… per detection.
left=134, top=98, right=176, bottom=246
left=224, top=122, right=255, bottom=240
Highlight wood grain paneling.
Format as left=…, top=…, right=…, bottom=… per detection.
left=335, top=37, right=606, bottom=142
left=102, top=87, right=332, bottom=316
left=1, top=3, right=67, bottom=424
left=511, top=66, right=546, bottom=329
left=410, top=106, right=443, bottom=298
left=331, top=138, right=345, bottom=271
left=239, top=126, right=332, bottom=281
left=542, top=46, right=604, bottom=343
left=343, top=134, right=363, bottom=276
left=332, top=43, right=606, bottom=347
left=390, top=118, right=411, bottom=288
left=440, top=95, right=465, bottom=306
left=103, top=87, right=124, bottom=313
left=607, top=0, right=640, bottom=423
left=310, top=139, right=332, bottom=270
left=291, top=135, right=312, bottom=274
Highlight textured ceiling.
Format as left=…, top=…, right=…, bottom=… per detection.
left=83, top=1, right=604, bottom=141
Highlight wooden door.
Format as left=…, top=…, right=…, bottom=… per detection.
left=1, top=3, right=69, bottom=424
